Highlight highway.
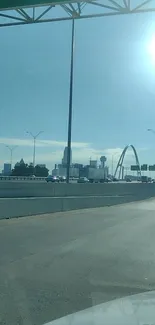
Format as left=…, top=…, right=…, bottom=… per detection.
left=0, top=199, right=155, bottom=324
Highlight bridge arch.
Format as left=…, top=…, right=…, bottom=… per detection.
left=114, top=144, right=141, bottom=179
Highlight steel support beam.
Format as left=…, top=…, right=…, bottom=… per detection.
left=0, top=0, right=155, bottom=27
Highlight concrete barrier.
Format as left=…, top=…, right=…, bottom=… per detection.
left=0, top=181, right=155, bottom=219
left=0, top=195, right=134, bottom=219
left=0, top=182, right=155, bottom=198
left=0, top=182, right=155, bottom=220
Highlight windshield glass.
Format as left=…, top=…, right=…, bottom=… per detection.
left=1, top=1, right=155, bottom=324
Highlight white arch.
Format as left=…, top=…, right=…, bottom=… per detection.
left=114, top=144, right=141, bottom=179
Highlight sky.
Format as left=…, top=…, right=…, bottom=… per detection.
left=1, top=3, right=155, bottom=174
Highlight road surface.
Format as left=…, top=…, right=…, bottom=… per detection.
left=0, top=199, right=155, bottom=324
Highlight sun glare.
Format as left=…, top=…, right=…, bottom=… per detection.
left=147, top=37, right=155, bottom=63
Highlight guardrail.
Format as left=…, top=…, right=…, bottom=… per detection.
left=0, top=176, right=46, bottom=181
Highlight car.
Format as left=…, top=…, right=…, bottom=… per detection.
left=77, top=177, right=89, bottom=183
left=29, top=174, right=36, bottom=179
left=126, top=178, right=132, bottom=182
left=46, top=175, right=59, bottom=183
left=105, top=177, right=112, bottom=183
left=141, top=176, right=148, bottom=183
left=112, top=177, right=118, bottom=182
left=59, top=176, right=66, bottom=182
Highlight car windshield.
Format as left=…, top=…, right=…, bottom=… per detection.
left=1, top=1, right=155, bottom=325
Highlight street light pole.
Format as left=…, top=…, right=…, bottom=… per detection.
left=5, top=145, right=18, bottom=168
left=66, top=18, right=75, bottom=184
left=111, top=155, right=114, bottom=176
left=26, top=131, right=43, bottom=170
left=148, top=128, right=155, bottom=135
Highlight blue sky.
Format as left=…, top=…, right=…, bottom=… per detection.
left=1, top=7, right=155, bottom=173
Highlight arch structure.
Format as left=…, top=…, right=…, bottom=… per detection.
left=114, top=144, right=141, bottom=180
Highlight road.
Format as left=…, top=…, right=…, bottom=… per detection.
left=0, top=199, right=155, bottom=324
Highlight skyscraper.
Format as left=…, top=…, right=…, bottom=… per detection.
left=3, top=163, right=11, bottom=175
left=62, top=147, right=72, bottom=166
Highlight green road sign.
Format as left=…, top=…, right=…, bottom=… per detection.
left=141, top=164, right=148, bottom=171
left=131, top=165, right=140, bottom=171
left=149, top=165, right=155, bottom=171
left=0, top=1, right=63, bottom=10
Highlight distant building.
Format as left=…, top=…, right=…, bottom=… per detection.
left=62, top=147, right=72, bottom=166
left=89, top=160, right=97, bottom=168
left=72, top=163, right=83, bottom=169
left=52, top=166, right=79, bottom=178
left=37, top=164, right=46, bottom=168
left=3, top=163, right=11, bottom=175
left=79, top=166, right=108, bottom=179
left=52, top=154, right=108, bottom=180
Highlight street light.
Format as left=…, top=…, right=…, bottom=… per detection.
left=26, top=131, right=43, bottom=169
left=148, top=128, right=155, bottom=134
left=66, top=18, right=75, bottom=184
left=5, top=145, right=18, bottom=168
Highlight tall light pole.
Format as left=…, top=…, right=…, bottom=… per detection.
left=26, top=131, right=43, bottom=169
left=66, top=18, right=75, bottom=184
left=5, top=145, right=18, bottom=168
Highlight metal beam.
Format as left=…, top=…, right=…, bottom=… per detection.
left=0, top=0, right=155, bottom=27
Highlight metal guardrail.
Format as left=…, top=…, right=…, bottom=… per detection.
left=0, top=176, right=79, bottom=182
left=0, top=176, right=46, bottom=181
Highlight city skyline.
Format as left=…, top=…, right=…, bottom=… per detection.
left=0, top=138, right=151, bottom=173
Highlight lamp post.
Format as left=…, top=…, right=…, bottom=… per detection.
left=66, top=18, right=75, bottom=184
left=26, top=131, right=43, bottom=169
left=148, top=128, right=155, bottom=134
left=5, top=145, right=18, bottom=168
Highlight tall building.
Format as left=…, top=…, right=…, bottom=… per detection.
left=3, top=163, right=11, bottom=175
left=89, top=160, right=97, bottom=168
left=62, top=147, right=72, bottom=166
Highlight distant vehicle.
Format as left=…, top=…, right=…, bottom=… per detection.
left=112, top=177, right=118, bottom=182
left=77, top=177, right=89, bottom=183
left=30, top=174, right=36, bottom=179
left=59, top=176, right=66, bottom=182
left=126, top=178, right=132, bottom=182
left=105, top=177, right=112, bottom=183
left=141, top=176, right=148, bottom=183
left=46, top=175, right=59, bottom=183
left=85, top=168, right=107, bottom=183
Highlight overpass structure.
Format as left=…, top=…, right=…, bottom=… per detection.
left=0, top=1, right=155, bottom=27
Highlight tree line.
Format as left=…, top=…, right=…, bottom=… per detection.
left=11, top=160, right=49, bottom=177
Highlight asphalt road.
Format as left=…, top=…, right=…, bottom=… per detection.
left=0, top=199, right=155, bottom=324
